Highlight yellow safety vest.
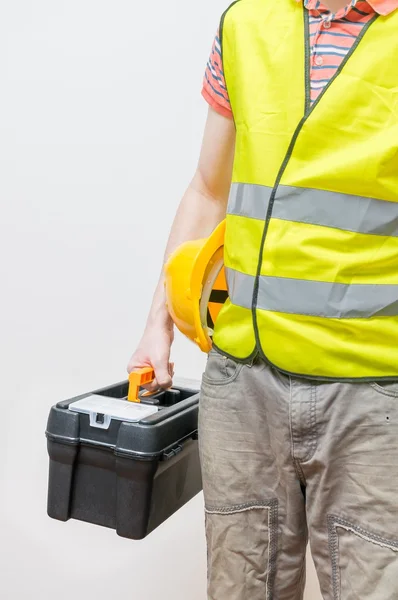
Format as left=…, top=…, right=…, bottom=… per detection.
left=213, top=0, right=398, bottom=380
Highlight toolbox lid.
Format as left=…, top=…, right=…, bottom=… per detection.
left=70, top=395, right=158, bottom=429
left=46, top=380, right=200, bottom=458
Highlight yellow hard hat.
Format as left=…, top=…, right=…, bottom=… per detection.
left=164, top=220, right=227, bottom=353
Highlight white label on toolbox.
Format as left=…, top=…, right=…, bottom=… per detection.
left=70, top=395, right=159, bottom=429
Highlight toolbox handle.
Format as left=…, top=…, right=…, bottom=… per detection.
left=127, top=365, right=174, bottom=403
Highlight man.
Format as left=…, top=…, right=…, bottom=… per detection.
left=128, top=0, right=398, bottom=597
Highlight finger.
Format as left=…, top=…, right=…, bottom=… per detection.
left=152, top=361, right=173, bottom=389
left=141, top=378, right=161, bottom=393
left=140, top=388, right=162, bottom=398
left=141, top=367, right=174, bottom=394
left=168, top=362, right=175, bottom=378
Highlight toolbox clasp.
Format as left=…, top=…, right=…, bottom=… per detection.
left=89, top=411, right=112, bottom=429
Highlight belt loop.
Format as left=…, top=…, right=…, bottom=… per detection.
left=248, top=352, right=259, bottom=368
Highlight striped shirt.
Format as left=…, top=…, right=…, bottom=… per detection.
left=202, top=0, right=397, bottom=118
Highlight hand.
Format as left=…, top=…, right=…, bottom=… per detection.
left=127, top=317, right=174, bottom=392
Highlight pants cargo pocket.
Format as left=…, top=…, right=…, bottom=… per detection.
left=205, top=500, right=278, bottom=600
left=328, top=515, right=398, bottom=600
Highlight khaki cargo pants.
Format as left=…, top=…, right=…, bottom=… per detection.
left=198, top=348, right=398, bottom=599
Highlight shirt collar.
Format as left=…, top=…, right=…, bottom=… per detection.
left=299, top=0, right=398, bottom=15
left=366, top=0, right=398, bottom=15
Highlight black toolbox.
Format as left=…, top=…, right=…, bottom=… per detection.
left=46, top=379, right=202, bottom=540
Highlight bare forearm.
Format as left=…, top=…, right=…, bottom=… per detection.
left=146, top=107, right=235, bottom=329
left=147, top=173, right=228, bottom=327
left=128, top=107, right=235, bottom=384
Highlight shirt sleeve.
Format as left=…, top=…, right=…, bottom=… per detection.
left=201, top=29, right=233, bottom=119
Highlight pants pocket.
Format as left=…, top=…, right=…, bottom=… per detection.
left=370, top=382, right=398, bottom=397
left=205, top=500, right=278, bottom=600
left=202, top=348, right=244, bottom=386
left=328, top=515, right=398, bottom=600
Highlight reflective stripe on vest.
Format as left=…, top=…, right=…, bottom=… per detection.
left=226, top=268, right=398, bottom=319
left=212, top=1, right=398, bottom=377
left=228, top=183, right=398, bottom=237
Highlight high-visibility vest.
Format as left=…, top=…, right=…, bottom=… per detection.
left=212, top=0, right=398, bottom=380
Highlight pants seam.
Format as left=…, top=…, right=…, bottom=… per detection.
left=308, top=383, right=318, bottom=460
left=289, top=377, right=308, bottom=484
left=294, top=459, right=307, bottom=486
left=297, top=383, right=318, bottom=463
left=205, top=499, right=279, bottom=600
left=267, top=499, right=278, bottom=600
left=328, top=515, right=340, bottom=600
left=328, top=514, right=398, bottom=600
left=205, top=501, right=270, bottom=514
left=370, top=382, right=398, bottom=397
left=296, top=549, right=307, bottom=600
left=329, top=514, right=398, bottom=549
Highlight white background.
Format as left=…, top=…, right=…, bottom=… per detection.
left=0, top=1, right=321, bottom=598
